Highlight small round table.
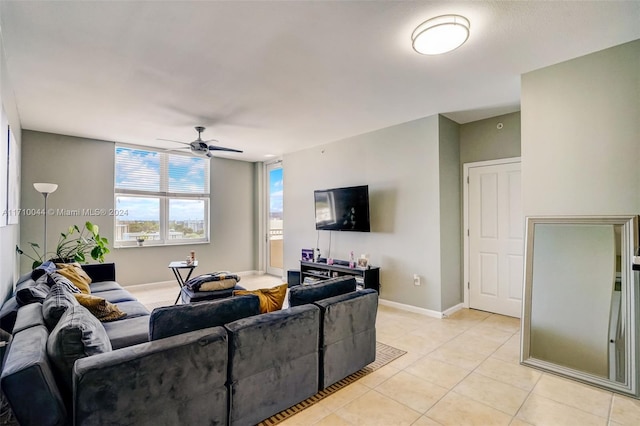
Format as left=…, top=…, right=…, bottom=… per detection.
left=168, top=260, right=198, bottom=304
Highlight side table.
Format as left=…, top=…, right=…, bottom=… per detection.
left=168, top=260, right=198, bottom=304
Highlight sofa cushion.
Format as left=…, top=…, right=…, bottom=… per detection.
left=233, top=284, right=288, bottom=313
left=89, top=280, right=123, bottom=293
left=55, top=262, right=92, bottom=294
left=1, top=325, right=67, bottom=426
left=90, top=288, right=136, bottom=303
left=12, top=302, right=47, bottom=334
left=226, top=305, right=320, bottom=426
left=314, top=289, right=378, bottom=388
left=74, top=327, right=228, bottom=426
left=149, top=295, right=260, bottom=341
left=42, top=282, right=79, bottom=330
left=46, top=304, right=112, bottom=392
left=288, top=276, right=356, bottom=307
left=73, top=294, right=127, bottom=322
left=114, top=300, right=150, bottom=319
left=102, top=315, right=150, bottom=349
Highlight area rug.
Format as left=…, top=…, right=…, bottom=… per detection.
left=258, top=342, right=407, bottom=426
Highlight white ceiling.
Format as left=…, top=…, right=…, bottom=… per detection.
left=1, top=1, right=639, bottom=162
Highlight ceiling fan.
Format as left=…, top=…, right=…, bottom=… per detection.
left=157, top=126, right=243, bottom=158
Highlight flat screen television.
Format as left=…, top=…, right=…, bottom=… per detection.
left=314, top=185, right=370, bottom=232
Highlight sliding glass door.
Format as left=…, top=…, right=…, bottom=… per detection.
left=266, top=162, right=283, bottom=276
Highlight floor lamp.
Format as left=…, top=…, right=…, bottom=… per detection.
left=33, top=182, right=58, bottom=259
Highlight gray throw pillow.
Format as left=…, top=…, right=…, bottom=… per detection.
left=47, top=304, right=112, bottom=392
left=47, top=272, right=82, bottom=294
left=15, top=275, right=51, bottom=306
left=42, top=282, right=79, bottom=330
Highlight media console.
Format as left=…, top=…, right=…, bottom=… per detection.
left=300, top=260, right=380, bottom=292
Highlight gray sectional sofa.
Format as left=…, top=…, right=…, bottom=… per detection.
left=0, top=267, right=378, bottom=426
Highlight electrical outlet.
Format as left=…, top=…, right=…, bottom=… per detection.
left=413, top=274, right=420, bottom=286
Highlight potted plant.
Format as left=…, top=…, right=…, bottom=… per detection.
left=17, top=221, right=110, bottom=269
left=136, top=235, right=146, bottom=247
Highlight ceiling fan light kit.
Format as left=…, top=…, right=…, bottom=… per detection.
left=412, top=14, right=470, bottom=55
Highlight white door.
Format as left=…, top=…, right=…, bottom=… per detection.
left=468, top=160, right=523, bottom=318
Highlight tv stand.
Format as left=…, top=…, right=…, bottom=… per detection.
left=300, top=261, right=380, bottom=292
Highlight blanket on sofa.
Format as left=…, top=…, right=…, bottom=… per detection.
left=185, top=272, right=241, bottom=292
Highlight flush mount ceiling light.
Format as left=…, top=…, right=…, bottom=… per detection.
left=412, top=14, right=470, bottom=55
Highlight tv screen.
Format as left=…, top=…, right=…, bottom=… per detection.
left=314, top=185, right=370, bottom=232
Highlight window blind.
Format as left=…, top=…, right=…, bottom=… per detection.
left=115, top=146, right=209, bottom=196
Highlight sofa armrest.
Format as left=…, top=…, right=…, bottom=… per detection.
left=314, top=289, right=378, bottom=389
left=225, top=305, right=320, bottom=425
left=74, top=326, right=229, bottom=426
left=81, top=263, right=115, bottom=283
left=1, top=325, right=68, bottom=426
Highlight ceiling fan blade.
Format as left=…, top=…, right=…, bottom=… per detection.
left=208, top=145, right=243, bottom=153
left=163, top=147, right=190, bottom=152
left=202, top=138, right=219, bottom=143
left=156, top=138, right=190, bottom=145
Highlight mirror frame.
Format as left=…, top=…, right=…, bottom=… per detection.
left=521, top=215, right=639, bottom=397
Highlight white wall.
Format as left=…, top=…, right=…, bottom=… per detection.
left=0, top=19, right=22, bottom=302
left=20, top=131, right=257, bottom=285
left=522, top=40, right=640, bottom=215
left=283, top=115, right=462, bottom=312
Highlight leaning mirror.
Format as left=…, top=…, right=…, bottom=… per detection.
left=521, top=215, right=639, bottom=397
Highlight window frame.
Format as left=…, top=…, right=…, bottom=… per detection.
left=114, top=144, right=210, bottom=248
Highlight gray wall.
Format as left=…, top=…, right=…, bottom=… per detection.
left=0, top=26, right=22, bottom=302
left=283, top=114, right=462, bottom=312
left=20, top=131, right=257, bottom=285
left=521, top=40, right=640, bottom=372
left=460, top=112, right=521, bottom=165
left=438, top=115, right=461, bottom=310
left=522, top=40, right=640, bottom=215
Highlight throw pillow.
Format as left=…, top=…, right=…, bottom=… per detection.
left=185, top=272, right=241, bottom=292
left=199, top=278, right=238, bottom=292
left=31, top=260, right=57, bottom=280
left=42, top=282, right=79, bottom=330
left=74, top=294, right=127, bottom=322
left=55, top=263, right=92, bottom=294
left=47, top=272, right=82, bottom=294
left=233, top=283, right=288, bottom=313
left=15, top=278, right=51, bottom=306
left=46, top=304, right=112, bottom=392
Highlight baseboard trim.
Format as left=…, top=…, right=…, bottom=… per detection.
left=378, top=299, right=465, bottom=319
left=124, top=280, right=174, bottom=289
left=378, top=299, right=444, bottom=319
left=442, top=303, right=464, bottom=318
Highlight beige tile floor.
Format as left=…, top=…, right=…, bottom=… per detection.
left=128, top=275, right=640, bottom=426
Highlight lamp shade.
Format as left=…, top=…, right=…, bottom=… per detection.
left=412, top=14, right=470, bottom=55
left=33, top=182, right=58, bottom=194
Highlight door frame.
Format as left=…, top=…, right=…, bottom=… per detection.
left=462, top=157, right=521, bottom=309
left=265, top=159, right=284, bottom=277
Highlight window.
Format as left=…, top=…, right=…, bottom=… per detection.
left=114, top=146, right=209, bottom=246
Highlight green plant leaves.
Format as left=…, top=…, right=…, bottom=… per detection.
left=17, top=220, right=110, bottom=267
